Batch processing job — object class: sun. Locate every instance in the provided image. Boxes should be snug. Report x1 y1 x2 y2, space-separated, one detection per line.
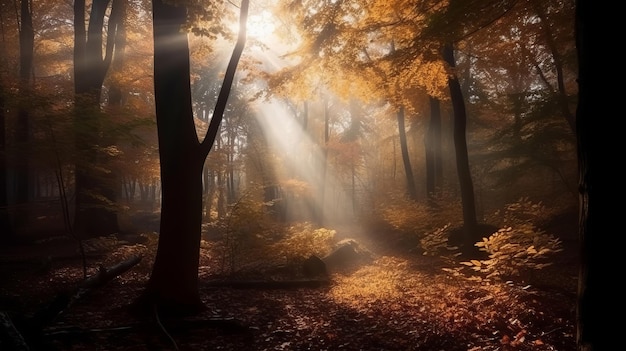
246 10 276 39
229 7 276 41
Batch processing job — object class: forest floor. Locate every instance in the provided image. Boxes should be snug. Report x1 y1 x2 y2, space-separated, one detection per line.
0 208 578 351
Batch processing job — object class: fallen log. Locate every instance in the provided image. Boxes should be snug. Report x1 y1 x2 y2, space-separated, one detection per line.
0 311 30 351
11 255 143 349
79 255 143 290
31 255 143 328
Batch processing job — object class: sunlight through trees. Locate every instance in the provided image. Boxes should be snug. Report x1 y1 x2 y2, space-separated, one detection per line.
0 0 584 349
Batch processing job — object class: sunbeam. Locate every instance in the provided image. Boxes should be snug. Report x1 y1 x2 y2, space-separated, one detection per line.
253 99 357 225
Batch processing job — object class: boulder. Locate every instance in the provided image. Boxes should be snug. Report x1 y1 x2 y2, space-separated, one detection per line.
302 255 327 278
322 239 372 270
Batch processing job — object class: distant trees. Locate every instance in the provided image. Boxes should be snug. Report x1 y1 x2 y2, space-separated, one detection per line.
0 0 162 242
397 106 418 201
265 0 576 234
14 0 34 231
72 0 127 236
0 0 577 243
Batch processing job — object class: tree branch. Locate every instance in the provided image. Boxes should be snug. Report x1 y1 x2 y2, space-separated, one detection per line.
200 0 249 158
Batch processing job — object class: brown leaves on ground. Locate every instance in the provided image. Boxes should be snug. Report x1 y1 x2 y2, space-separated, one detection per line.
0 230 576 351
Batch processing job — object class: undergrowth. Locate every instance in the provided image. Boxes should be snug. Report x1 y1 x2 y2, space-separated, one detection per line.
416 197 563 283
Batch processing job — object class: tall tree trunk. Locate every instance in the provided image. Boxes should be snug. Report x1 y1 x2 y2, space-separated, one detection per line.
136 0 204 314
14 0 34 231
397 106 417 201
73 0 121 237
134 0 248 315
443 43 478 243
107 0 126 107
227 128 236 203
0 56 10 238
425 96 442 204
575 1 598 350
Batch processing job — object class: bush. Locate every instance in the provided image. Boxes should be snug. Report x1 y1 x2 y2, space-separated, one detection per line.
217 194 271 273
376 191 462 236
461 198 563 281
419 223 452 256
270 222 336 262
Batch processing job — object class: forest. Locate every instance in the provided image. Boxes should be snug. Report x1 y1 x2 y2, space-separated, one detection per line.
0 0 593 350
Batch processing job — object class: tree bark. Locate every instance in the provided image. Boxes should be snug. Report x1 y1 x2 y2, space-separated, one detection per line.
0 59 10 239
73 0 121 237
397 106 417 201
575 1 598 350
135 0 248 316
136 0 205 314
443 43 478 243
13 0 34 232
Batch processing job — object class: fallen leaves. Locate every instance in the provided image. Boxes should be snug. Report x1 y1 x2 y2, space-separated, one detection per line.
0 231 576 351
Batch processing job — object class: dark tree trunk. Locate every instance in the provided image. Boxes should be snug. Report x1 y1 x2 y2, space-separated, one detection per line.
227 129 236 203
575 1 599 350
73 0 121 237
397 106 417 201
107 0 126 107
443 43 478 242
425 96 442 204
135 0 204 314
14 0 34 231
0 64 10 238
134 0 248 316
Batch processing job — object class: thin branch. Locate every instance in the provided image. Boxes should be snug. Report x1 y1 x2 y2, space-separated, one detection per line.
200 0 249 157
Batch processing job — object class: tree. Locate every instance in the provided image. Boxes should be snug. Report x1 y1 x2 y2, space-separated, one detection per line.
575 1 598 349
397 106 418 201
426 0 521 249
14 0 34 231
443 42 478 246
456 0 577 202
0 2 12 238
0 56 8 238
73 0 125 236
133 0 248 314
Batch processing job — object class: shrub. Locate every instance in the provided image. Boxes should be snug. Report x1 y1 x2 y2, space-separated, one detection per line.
217 194 270 273
270 222 336 262
462 198 563 281
487 197 554 228
420 223 453 256
377 191 462 236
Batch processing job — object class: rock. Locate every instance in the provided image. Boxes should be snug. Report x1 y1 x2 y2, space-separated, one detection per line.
302 255 327 278
322 239 372 270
